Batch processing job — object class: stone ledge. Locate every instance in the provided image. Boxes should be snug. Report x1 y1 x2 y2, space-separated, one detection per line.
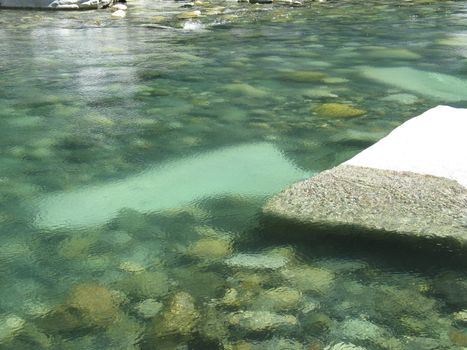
264 106 467 245
264 165 467 244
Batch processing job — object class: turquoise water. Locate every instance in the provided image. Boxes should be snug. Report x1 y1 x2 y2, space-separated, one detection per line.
1 0 467 348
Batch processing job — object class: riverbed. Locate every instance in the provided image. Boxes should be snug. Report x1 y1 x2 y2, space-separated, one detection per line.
0 0 467 349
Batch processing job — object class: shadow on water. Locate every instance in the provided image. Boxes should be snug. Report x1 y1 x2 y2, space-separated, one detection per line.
246 213 467 274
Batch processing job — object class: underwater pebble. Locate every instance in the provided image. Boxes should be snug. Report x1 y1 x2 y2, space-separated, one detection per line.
119 261 146 273
155 292 199 337
314 103 367 118
281 70 327 82
227 310 297 332
281 266 335 294
337 318 387 342
0 315 25 344
135 299 163 319
67 283 122 328
324 343 366 350
382 93 420 105
252 287 302 311
225 253 288 270
453 310 467 324
188 237 232 260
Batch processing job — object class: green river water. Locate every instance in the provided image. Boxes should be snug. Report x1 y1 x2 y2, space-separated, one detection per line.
0 0 467 349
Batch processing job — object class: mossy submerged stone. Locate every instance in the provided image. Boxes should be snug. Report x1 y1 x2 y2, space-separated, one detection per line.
314 103 367 118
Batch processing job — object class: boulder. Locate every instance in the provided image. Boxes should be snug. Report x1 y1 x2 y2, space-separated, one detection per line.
265 106 467 245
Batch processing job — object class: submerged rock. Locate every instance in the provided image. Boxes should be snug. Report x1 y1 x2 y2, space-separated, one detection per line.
225 253 288 270
155 292 199 337
135 299 163 319
252 287 302 311
0 315 25 344
281 71 327 83
227 311 297 332
281 266 335 294
117 271 170 299
265 106 467 244
35 143 306 229
324 343 366 350
188 237 232 260
67 283 121 328
314 103 366 118
359 66 467 102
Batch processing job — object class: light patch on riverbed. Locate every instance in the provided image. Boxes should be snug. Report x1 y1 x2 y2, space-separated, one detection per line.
34 143 307 229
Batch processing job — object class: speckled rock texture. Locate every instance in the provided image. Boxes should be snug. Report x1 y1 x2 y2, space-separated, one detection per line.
265 106 467 245
264 165 467 244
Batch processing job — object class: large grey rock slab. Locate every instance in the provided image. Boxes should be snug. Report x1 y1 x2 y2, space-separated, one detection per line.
265 106 467 244
0 0 113 10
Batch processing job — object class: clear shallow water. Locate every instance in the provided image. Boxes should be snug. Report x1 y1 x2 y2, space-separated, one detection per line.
1 0 467 349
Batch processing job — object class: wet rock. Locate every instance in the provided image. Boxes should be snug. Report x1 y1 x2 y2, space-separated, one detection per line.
0 315 25 344
255 337 306 349
67 283 121 328
177 10 202 19
324 343 366 350
301 312 333 335
381 93 420 105
106 314 144 350
227 311 297 332
365 47 421 60
221 288 241 307
452 310 467 324
224 83 270 98
314 103 366 118
111 10 126 19
302 87 338 98
199 303 229 342
57 234 96 259
252 287 302 311
281 71 327 83
117 271 170 299
281 266 335 294
225 253 288 270
119 261 146 273
172 267 225 300
359 66 467 102
323 77 349 84
187 237 232 260
341 318 383 340
233 271 270 290
155 292 200 337
135 299 163 319
111 3 127 11
449 328 467 346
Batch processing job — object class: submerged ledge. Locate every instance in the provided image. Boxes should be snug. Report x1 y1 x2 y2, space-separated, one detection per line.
265 105 467 246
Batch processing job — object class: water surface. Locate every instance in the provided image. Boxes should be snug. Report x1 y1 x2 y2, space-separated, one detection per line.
1 0 467 349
